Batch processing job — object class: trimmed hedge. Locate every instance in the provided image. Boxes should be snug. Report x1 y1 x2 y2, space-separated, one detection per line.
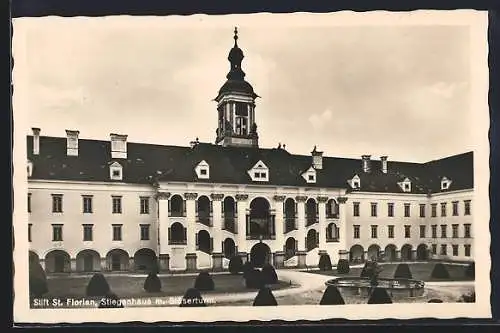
253 287 278 306
144 272 162 292
394 263 413 279
318 254 333 271
465 262 475 279
431 263 450 279
228 255 243 275
179 288 206 307
336 259 350 274
261 264 278 285
319 286 345 305
245 268 264 289
86 273 111 297
29 261 48 297
242 261 254 279
194 271 215 291
367 288 393 304
428 299 444 303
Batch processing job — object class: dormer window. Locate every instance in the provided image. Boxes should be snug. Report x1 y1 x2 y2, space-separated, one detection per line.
109 162 123 181
348 175 361 189
398 177 412 192
195 160 210 180
248 160 269 182
441 177 452 191
27 160 33 177
302 166 316 184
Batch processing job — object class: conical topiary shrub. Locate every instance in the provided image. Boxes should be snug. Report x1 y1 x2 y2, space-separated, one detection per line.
228 255 243 275
144 271 162 292
29 261 48 297
98 292 124 308
431 263 450 279
179 288 206 307
336 259 350 274
86 273 111 297
319 285 345 305
428 299 443 303
242 261 254 279
318 254 333 271
465 262 475 279
253 287 278 306
394 263 413 279
367 288 393 304
261 264 278 285
245 268 264 289
194 271 215 291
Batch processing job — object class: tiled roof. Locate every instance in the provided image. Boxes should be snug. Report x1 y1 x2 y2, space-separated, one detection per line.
26 136 473 194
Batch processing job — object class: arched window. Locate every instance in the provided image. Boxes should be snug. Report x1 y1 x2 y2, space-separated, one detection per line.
169 195 184 217
326 199 339 218
326 223 339 242
169 222 186 245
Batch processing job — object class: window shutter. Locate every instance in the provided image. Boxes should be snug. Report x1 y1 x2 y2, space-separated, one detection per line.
246 215 250 235
183 200 187 214
316 232 319 247
235 201 238 214
222 200 225 213
183 227 187 242
195 233 199 246
210 201 213 213
283 219 286 233
295 240 298 252
221 241 225 253
195 201 198 213
168 199 171 213
168 227 171 242
336 226 340 239
326 227 329 239
210 237 213 252
316 202 319 215
295 202 298 216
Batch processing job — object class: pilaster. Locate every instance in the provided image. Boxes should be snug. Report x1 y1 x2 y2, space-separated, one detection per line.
184 192 198 253
317 196 328 251
211 193 224 253
236 194 249 253
273 195 286 250
295 195 307 251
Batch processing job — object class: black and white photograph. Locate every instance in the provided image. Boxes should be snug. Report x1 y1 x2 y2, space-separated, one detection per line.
12 11 491 322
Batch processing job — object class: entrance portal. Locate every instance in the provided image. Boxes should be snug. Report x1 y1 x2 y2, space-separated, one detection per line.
250 242 271 268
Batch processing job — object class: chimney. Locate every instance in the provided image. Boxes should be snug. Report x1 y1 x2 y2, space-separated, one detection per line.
65 130 80 156
32 128 40 155
110 133 128 159
361 155 371 173
380 156 388 174
311 145 323 170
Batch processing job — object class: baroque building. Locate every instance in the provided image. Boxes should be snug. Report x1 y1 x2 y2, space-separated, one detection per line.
26 28 474 274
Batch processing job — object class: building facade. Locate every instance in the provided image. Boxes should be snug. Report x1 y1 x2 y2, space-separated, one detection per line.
26 29 474 274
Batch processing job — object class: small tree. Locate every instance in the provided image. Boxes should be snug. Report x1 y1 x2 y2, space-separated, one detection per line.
144 271 162 292
431 263 450 279
319 286 345 305
318 254 333 271
29 261 48 297
179 288 206 307
394 263 413 279
336 259 350 274
86 273 111 297
194 271 215 291
228 255 243 275
253 287 278 306
261 264 278 285
367 288 393 304
465 262 475 279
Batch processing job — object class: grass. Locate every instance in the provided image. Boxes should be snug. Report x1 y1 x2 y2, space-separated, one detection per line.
306 262 473 282
41 273 291 299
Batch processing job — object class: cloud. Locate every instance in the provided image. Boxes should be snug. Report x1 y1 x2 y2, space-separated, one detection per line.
308 109 333 130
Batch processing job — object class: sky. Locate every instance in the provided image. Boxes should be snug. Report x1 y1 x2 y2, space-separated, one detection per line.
12 14 477 162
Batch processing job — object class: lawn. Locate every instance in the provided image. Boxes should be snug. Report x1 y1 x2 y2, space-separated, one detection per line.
306 262 473 282
42 273 291 299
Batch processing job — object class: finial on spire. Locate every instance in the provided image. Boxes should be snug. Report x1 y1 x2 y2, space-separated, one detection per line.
233 27 238 45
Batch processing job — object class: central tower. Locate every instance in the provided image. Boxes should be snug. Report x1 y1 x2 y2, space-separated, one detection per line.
214 27 259 148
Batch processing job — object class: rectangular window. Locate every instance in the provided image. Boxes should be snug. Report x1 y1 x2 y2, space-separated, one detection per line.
235 116 248 135
431 203 437 217
83 195 93 213
83 224 93 241
419 225 426 238
52 194 63 213
464 200 471 215
353 202 360 217
452 224 459 238
441 202 447 217
452 201 459 216
200 169 207 175
260 172 267 178
452 244 459 256
431 224 437 238
28 223 32 242
112 224 122 241
370 202 377 217
353 225 360 239
440 224 447 238
404 203 411 217
254 172 260 178
371 225 378 238
419 204 426 218
28 193 32 213
440 244 447 255
52 224 63 241
388 225 394 238
431 244 437 255
404 225 411 238
464 224 471 238
140 197 150 214
387 203 394 217
140 224 150 241
464 244 471 257
112 196 122 214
